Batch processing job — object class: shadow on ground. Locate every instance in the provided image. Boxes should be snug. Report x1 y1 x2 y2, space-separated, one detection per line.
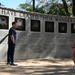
0 61 74 75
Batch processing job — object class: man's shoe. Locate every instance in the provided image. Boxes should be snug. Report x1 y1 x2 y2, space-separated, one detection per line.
7 63 10 65
10 63 17 66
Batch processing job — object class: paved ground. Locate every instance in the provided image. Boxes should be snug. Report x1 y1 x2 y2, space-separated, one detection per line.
0 58 75 75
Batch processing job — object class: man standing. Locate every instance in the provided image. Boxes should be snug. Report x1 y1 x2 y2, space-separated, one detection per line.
7 22 17 65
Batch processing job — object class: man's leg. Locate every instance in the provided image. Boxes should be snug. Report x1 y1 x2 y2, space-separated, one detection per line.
7 45 11 64
10 45 15 64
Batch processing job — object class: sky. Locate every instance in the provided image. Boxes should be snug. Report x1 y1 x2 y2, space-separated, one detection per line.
0 0 62 9
0 0 27 9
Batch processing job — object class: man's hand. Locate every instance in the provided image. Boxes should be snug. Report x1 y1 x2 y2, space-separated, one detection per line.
10 35 15 45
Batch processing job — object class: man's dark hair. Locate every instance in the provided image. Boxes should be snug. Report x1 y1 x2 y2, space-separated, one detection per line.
12 22 16 25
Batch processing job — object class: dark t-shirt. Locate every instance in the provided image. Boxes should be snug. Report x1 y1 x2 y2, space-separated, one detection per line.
8 27 16 45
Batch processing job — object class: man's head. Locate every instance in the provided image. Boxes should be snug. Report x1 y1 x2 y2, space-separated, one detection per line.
12 22 17 29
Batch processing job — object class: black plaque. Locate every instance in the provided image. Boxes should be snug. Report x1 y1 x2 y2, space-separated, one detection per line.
71 23 75 33
15 18 25 31
31 20 40 32
45 21 54 32
0 15 9 29
58 23 67 33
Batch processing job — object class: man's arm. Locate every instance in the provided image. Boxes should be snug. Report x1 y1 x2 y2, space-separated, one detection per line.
10 35 15 44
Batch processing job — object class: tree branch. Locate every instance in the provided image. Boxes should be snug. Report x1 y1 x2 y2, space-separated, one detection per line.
72 0 75 16
62 0 70 16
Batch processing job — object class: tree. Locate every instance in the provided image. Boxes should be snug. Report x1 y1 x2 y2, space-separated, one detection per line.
61 0 75 16
19 0 75 16
47 3 67 16
0 3 1 5
0 3 4 6
39 0 68 16
19 3 33 11
19 0 45 13
33 0 35 11
72 0 75 16
35 5 46 13
62 0 70 16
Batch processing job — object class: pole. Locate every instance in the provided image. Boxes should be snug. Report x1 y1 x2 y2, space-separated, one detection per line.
33 0 35 11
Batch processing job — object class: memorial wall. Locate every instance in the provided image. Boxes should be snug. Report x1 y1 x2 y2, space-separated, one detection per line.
0 6 75 61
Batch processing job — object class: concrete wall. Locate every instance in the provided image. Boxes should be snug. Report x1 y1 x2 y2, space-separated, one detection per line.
0 6 75 61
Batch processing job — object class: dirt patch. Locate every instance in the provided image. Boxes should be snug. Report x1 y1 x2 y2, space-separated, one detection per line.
0 58 74 75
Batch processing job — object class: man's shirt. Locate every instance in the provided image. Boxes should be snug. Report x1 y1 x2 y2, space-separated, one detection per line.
8 27 16 45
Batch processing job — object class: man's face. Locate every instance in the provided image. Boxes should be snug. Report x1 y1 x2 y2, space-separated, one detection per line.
13 23 17 29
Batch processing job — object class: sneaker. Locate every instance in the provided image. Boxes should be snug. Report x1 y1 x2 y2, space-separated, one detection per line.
7 63 10 65
10 63 17 66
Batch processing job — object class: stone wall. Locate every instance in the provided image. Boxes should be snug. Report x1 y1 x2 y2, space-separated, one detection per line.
0 6 75 61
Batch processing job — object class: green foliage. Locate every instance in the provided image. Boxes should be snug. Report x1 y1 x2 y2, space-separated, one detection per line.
19 0 73 16
19 3 33 11
35 6 46 13
19 1 46 13
47 3 67 16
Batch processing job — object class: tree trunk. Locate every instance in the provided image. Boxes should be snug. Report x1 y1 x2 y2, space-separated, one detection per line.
33 0 35 11
72 0 75 16
62 0 70 16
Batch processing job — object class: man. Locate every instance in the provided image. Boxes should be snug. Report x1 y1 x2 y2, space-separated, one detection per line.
7 22 17 65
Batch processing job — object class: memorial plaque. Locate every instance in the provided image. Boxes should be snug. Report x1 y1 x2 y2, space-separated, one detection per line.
31 20 40 32
15 18 25 31
71 23 75 33
0 15 9 29
58 23 67 33
45 21 54 32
